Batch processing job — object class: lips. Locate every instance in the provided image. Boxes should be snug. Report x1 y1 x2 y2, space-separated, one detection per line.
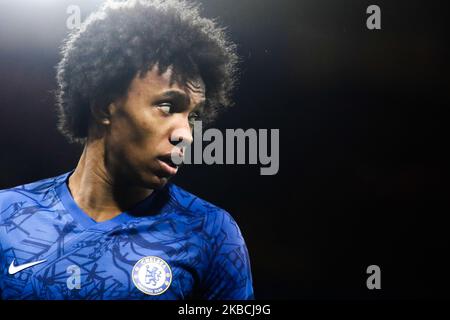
157 154 179 176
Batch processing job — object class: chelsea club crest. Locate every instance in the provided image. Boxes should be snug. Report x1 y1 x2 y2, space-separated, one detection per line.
132 256 172 295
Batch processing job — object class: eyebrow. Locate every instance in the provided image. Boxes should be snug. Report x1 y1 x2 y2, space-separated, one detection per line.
193 100 206 113
159 90 191 107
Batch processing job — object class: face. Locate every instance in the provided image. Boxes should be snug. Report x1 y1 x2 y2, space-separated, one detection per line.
102 65 205 189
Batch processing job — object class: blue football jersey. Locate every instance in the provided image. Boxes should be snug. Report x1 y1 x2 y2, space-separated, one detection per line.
0 171 254 300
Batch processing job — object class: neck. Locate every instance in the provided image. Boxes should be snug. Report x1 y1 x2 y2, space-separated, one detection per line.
68 138 153 222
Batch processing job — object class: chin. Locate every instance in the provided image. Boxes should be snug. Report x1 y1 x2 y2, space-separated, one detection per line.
143 174 171 190
133 164 175 190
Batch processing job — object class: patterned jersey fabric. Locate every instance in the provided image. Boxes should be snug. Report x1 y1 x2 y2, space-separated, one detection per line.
0 172 254 300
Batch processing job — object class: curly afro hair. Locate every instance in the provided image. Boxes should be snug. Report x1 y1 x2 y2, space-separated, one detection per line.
55 0 239 144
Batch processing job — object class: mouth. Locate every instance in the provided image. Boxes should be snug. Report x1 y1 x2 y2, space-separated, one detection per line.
157 154 179 176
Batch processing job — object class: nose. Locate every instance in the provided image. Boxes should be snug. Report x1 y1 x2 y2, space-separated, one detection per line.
170 123 193 148
169 125 192 166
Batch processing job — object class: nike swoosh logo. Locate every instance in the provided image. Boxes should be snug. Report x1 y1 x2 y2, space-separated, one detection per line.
8 259 47 275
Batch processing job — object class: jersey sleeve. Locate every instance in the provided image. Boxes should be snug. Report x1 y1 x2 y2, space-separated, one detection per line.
201 210 254 300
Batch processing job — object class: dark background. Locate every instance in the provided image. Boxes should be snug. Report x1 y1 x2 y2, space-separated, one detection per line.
0 0 448 299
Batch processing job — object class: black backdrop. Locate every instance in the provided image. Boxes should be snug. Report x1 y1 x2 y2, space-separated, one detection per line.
0 0 448 299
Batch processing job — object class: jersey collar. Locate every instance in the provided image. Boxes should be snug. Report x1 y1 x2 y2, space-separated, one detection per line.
54 171 159 230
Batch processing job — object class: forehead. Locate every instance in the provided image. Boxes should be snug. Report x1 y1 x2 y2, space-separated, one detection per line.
132 65 206 101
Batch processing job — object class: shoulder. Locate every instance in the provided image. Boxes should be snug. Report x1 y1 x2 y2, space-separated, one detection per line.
166 184 254 299
0 172 68 220
165 183 243 240
0 173 66 200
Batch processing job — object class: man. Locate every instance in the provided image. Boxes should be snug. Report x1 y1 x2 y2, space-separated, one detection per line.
0 0 254 300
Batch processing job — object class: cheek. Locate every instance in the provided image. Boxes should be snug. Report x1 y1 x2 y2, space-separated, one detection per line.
109 109 166 157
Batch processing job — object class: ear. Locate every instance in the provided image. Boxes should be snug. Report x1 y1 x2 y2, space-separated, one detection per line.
90 99 114 126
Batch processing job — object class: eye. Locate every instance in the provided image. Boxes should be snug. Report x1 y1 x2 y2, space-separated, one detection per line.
156 102 173 115
188 112 200 125
189 112 199 121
